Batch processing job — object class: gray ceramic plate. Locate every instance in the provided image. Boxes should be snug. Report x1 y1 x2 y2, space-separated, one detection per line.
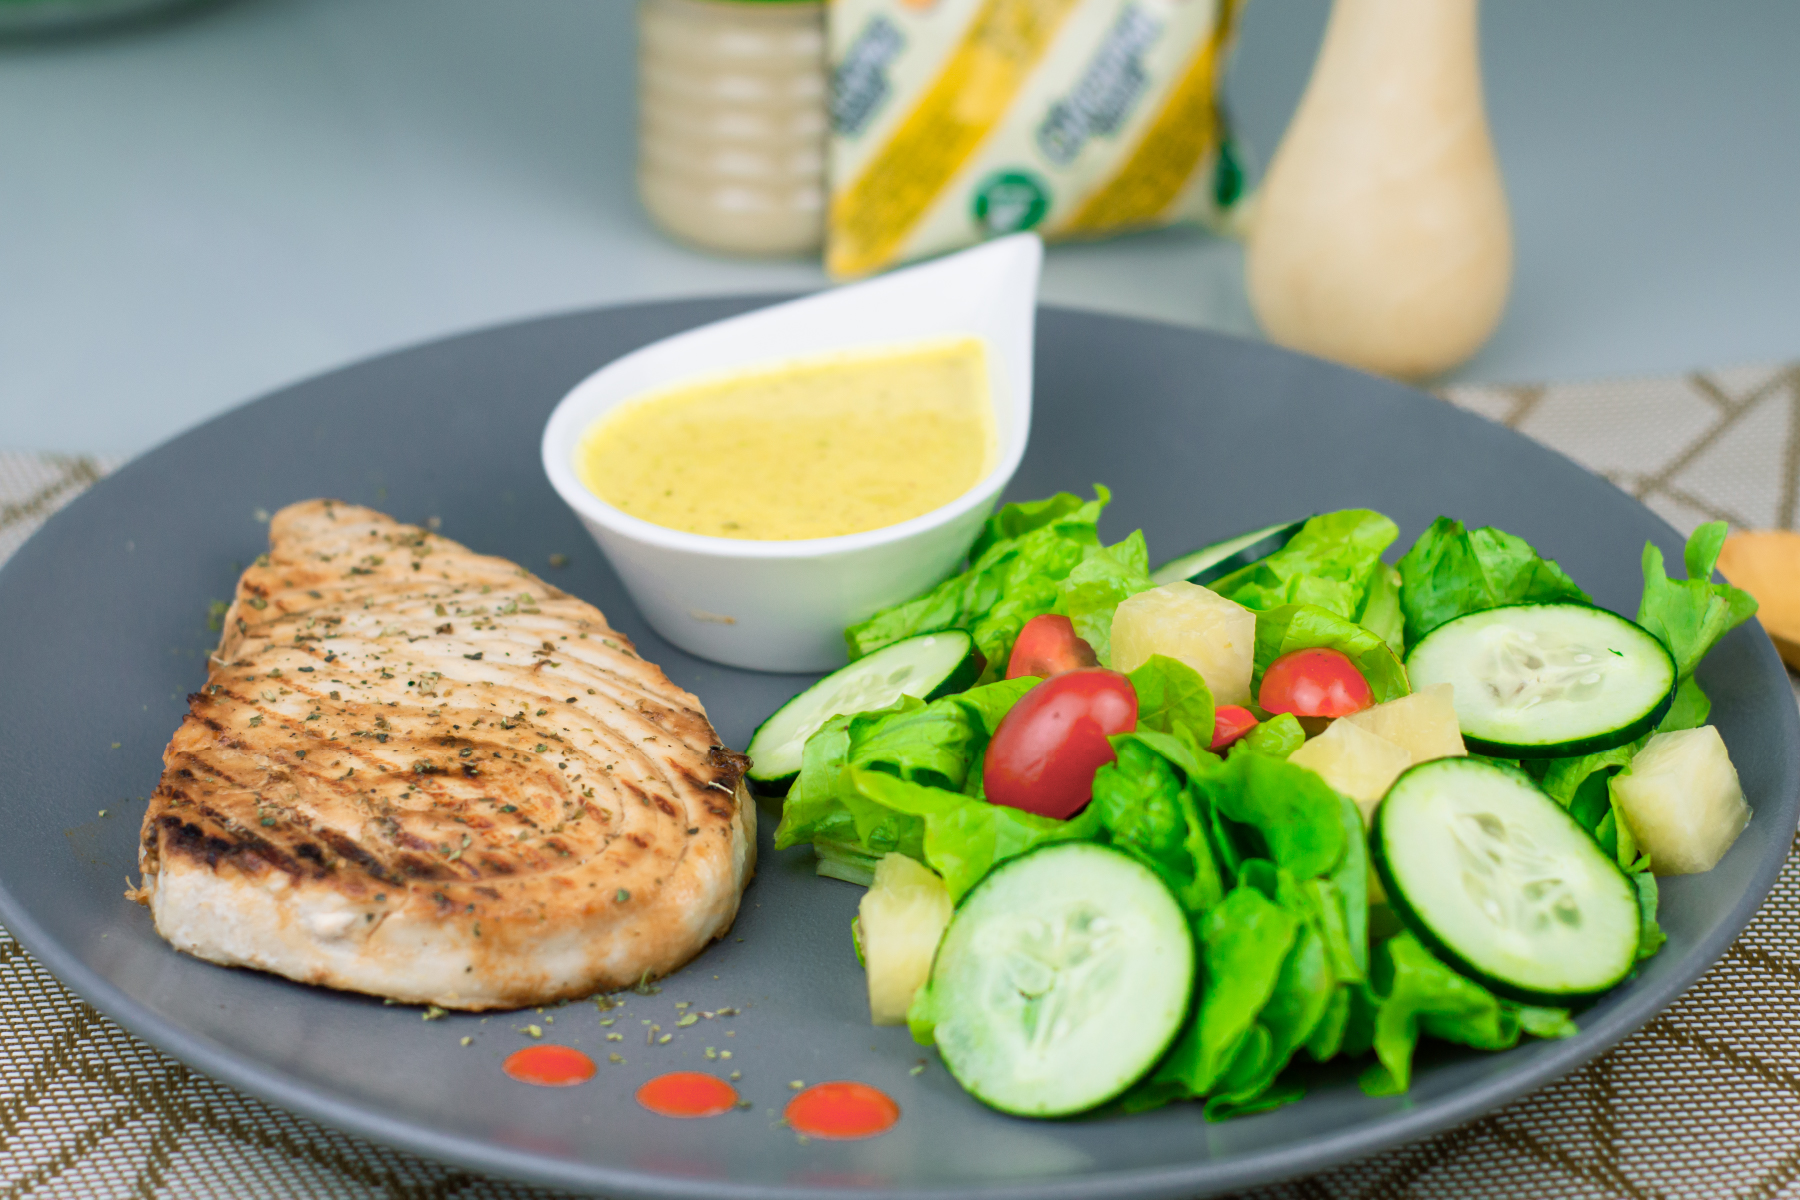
0 301 1793 1199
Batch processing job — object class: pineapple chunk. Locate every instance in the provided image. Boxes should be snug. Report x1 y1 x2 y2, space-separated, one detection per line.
1612 726 1750 875
1111 581 1256 704
1342 683 1466 764
1289 717 1414 824
858 853 953 1025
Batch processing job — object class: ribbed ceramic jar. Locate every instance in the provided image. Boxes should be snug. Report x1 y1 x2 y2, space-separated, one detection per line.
638 0 826 257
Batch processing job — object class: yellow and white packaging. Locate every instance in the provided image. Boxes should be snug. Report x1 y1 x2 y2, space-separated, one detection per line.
826 0 1246 277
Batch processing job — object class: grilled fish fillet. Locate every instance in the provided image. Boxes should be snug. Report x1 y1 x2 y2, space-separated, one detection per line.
136 500 755 1010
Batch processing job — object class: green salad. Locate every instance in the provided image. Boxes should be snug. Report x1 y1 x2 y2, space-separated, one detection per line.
750 489 1758 1120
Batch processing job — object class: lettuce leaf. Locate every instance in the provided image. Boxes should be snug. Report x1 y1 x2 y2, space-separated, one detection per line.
1534 731 1663 878
1128 654 1215 765
1193 749 1347 881
1232 712 1305 760
1090 735 1225 916
1128 885 1300 1109
1251 604 1411 704
844 489 1110 674
1632 872 1667 959
847 767 1101 901
1131 862 1363 1117
777 714 875 878
1396 516 1590 645
1175 776 1228 918
1539 740 1641 828
967 489 1090 562
1358 933 1576 1096
1637 521 1757 681
1324 795 1370 982
1119 727 1215 781
1090 738 1186 865
1660 676 1711 733
1513 754 1668 955
1055 529 1156 666
773 677 1038 863
845 698 985 794
1122 758 1364 1116
1210 510 1399 621
1203 870 1344 1119
1356 562 1406 656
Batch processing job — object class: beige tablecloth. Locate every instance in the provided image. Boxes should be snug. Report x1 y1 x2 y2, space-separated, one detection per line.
2 362 1797 1199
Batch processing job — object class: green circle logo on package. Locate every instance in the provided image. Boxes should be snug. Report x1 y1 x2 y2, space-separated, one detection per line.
972 171 1051 236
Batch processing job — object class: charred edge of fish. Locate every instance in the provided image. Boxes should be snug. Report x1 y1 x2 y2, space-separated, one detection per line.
315 828 404 886
394 853 451 880
393 828 440 855
196 803 303 866
159 815 301 877
706 745 751 792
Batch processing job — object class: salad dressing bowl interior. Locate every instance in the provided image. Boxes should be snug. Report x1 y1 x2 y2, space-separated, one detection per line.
541 234 1043 672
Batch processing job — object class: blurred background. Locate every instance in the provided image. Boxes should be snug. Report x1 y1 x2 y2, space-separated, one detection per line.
2 0 1797 457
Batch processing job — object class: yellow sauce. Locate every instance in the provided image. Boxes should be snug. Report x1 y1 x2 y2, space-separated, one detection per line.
577 337 996 540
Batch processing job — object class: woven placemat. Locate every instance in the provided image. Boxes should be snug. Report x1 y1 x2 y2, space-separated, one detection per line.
2 362 1798 1199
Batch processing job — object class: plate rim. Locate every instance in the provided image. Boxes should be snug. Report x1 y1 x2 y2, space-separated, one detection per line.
0 296 1793 1199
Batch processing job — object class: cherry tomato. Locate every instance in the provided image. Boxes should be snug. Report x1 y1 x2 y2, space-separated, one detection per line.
1210 705 1259 751
983 668 1137 819
1005 614 1099 680
1258 648 1373 718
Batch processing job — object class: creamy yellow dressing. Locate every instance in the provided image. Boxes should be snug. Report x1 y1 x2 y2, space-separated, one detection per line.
577 337 996 540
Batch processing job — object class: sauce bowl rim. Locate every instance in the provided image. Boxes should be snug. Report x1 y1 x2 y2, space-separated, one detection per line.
539 237 1039 562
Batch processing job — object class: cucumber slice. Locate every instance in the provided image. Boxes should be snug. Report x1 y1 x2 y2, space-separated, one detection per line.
1372 757 1640 1003
922 842 1194 1117
745 630 979 794
1404 603 1675 758
1150 518 1307 587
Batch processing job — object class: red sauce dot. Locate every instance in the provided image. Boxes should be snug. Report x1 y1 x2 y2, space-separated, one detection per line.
637 1071 738 1118
784 1081 900 1141
503 1045 596 1087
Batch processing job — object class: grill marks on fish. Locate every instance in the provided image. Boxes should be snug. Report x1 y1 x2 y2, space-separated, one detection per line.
138 500 755 1008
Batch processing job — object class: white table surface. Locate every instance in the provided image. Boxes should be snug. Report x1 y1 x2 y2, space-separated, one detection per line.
2 0 1797 458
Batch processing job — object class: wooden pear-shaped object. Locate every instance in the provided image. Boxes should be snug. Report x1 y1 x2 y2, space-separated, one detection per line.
1246 0 1512 380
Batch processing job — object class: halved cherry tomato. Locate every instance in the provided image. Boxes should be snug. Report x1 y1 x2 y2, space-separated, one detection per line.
1210 705 1259 751
1006 614 1099 680
1258 648 1373 718
983 668 1137 820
